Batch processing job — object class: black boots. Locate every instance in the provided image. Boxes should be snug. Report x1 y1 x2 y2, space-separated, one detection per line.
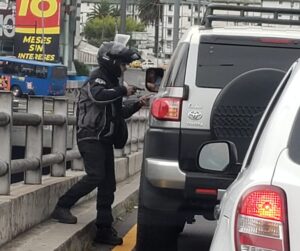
51 206 77 224
51 207 122 245
94 227 123 246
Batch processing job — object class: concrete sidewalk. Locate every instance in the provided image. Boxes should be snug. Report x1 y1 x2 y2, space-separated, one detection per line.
0 173 140 251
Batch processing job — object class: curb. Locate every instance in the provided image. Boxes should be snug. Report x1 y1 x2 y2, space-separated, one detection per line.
57 189 139 251
1 173 140 251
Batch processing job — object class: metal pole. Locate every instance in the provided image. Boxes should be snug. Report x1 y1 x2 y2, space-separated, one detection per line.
198 0 201 24
161 4 164 60
157 3 160 65
41 0 45 62
173 0 180 51
64 0 70 66
75 0 82 41
34 21 37 60
191 3 194 25
120 0 127 34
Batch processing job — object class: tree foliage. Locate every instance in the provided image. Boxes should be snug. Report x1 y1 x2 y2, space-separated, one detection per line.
87 0 113 20
138 0 162 25
74 60 89 76
84 16 145 48
138 0 162 56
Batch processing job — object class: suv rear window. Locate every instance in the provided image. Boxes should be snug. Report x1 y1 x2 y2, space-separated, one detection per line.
162 42 189 87
196 37 300 88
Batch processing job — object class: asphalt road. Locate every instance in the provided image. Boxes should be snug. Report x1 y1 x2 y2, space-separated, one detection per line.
90 207 217 251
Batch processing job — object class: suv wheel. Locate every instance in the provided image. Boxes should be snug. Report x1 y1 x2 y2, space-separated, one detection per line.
136 166 186 251
136 206 185 251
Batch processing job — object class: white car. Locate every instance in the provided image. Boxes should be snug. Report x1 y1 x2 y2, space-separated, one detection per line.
203 59 300 251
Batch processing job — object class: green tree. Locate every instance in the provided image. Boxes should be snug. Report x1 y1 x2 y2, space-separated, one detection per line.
87 0 113 20
74 60 89 76
84 16 145 48
110 6 120 18
138 0 163 57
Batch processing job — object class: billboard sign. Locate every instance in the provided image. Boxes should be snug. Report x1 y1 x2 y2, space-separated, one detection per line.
0 9 15 38
14 0 61 62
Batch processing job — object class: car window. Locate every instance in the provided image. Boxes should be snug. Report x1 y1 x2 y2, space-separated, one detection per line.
162 42 189 87
196 43 300 88
52 66 67 79
288 107 300 164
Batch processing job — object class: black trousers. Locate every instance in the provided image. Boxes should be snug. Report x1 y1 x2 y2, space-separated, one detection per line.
57 140 116 228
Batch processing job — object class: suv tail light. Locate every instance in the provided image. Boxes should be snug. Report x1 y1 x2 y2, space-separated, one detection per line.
151 97 182 121
235 186 289 251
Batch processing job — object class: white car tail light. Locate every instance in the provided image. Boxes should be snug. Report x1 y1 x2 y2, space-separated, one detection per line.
235 186 289 251
151 97 182 121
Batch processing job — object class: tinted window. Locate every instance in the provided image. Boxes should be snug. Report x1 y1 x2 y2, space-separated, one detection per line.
288 107 300 164
36 66 48 79
3 62 16 74
162 42 189 87
21 64 35 77
196 43 300 88
52 66 67 79
2 62 36 77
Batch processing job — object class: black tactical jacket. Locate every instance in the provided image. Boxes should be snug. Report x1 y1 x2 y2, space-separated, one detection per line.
76 65 142 144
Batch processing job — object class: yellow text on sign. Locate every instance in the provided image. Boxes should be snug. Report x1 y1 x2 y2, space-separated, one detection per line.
18 0 58 18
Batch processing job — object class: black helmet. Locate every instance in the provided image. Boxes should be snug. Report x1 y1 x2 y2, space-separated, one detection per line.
97 41 141 78
97 41 141 65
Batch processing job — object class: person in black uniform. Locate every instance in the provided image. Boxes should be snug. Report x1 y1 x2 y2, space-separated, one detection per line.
51 40 148 245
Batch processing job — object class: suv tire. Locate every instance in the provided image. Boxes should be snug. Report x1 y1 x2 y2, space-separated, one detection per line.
136 168 185 251
136 206 182 251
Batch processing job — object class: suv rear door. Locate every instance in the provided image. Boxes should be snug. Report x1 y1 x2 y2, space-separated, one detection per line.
178 34 300 193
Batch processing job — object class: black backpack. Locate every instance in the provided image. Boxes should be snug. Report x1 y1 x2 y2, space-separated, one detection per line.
113 117 128 149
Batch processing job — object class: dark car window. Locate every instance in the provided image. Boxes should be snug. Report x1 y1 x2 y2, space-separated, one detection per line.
52 66 67 79
196 43 300 88
288 105 300 164
162 42 189 87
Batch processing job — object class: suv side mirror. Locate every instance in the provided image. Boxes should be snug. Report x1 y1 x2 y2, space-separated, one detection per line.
145 68 164 93
197 141 241 175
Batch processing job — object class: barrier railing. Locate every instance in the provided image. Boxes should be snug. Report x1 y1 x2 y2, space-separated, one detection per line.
0 91 149 195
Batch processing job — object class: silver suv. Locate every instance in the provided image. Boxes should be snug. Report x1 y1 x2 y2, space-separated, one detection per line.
136 4 300 251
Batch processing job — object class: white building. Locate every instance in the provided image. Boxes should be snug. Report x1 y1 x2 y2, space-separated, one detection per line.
80 1 203 59
80 0 300 60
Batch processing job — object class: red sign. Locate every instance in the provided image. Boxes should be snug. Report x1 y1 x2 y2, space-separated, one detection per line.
15 0 61 35
14 0 61 62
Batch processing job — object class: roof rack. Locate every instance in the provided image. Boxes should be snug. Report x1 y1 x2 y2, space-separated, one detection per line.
202 4 300 28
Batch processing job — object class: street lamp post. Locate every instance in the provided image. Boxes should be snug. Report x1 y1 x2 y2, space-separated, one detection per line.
41 0 45 62
64 0 70 66
173 0 180 51
120 0 127 34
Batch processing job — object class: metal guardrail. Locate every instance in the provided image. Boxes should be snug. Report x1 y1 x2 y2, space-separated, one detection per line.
0 91 149 195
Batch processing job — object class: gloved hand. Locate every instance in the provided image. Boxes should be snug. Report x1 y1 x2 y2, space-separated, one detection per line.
125 85 137 96
138 94 152 106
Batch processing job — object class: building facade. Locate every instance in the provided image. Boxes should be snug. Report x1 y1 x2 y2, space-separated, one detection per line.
80 0 300 60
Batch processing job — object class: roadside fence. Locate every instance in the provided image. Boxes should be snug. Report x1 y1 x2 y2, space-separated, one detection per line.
0 91 149 195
